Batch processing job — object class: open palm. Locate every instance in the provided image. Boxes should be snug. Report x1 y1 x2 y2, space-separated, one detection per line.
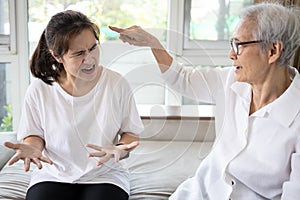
4 142 53 172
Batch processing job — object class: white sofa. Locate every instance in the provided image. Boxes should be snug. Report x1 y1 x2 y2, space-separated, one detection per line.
0 106 215 200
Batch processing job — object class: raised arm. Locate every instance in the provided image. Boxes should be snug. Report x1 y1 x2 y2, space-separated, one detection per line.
109 25 173 73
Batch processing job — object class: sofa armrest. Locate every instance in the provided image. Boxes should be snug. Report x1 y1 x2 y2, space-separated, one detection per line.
0 132 17 170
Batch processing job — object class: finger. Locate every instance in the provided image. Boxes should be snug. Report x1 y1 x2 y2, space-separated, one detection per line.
3 141 19 150
117 141 139 150
129 25 140 30
119 35 139 45
32 158 42 169
8 155 20 166
39 156 53 165
108 26 125 33
114 152 120 163
126 141 139 149
97 154 112 166
88 151 106 158
119 35 133 43
24 157 31 172
86 144 102 151
119 35 149 47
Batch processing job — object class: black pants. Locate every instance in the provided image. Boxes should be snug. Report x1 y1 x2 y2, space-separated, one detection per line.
26 182 129 200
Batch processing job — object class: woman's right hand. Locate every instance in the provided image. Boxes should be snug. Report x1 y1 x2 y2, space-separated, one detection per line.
3 142 53 172
109 25 173 72
109 25 162 49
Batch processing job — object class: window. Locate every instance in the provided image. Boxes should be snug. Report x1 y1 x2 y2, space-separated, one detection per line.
0 1 23 132
26 0 253 109
0 63 13 132
185 0 253 42
0 0 16 53
167 0 253 105
0 1 29 132
28 0 168 105
169 0 253 68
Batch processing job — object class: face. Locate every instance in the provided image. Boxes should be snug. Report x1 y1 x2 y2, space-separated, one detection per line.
57 29 100 84
229 20 270 84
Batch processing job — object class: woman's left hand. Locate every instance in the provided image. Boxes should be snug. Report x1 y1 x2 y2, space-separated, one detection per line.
86 141 139 165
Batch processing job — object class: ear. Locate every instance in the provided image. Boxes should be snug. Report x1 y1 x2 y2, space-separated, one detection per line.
268 42 283 65
49 49 63 63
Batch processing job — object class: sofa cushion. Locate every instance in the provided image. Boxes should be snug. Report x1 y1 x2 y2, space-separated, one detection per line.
123 140 213 199
0 132 17 170
0 160 32 199
0 140 213 200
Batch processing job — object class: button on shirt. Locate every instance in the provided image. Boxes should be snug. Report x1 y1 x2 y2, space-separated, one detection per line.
163 61 300 200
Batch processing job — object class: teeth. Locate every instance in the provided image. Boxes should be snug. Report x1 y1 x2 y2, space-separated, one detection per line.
83 65 94 71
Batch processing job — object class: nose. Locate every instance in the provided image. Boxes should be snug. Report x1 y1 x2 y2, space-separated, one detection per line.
229 48 237 60
82 51 93 64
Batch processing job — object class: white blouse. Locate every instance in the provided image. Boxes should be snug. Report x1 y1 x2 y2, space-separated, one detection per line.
17 67 144 194
163 61 300 200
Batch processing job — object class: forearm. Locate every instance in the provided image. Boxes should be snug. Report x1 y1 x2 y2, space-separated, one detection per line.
23 135 45 151
109 25 173 73
151 45 173 73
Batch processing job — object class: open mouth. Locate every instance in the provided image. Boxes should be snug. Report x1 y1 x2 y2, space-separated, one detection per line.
82 65 95 72
235 66 242 70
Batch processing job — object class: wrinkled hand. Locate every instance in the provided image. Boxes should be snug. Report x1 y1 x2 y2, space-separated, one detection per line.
86 141 139 166
109 25 161 49
3 142 53 172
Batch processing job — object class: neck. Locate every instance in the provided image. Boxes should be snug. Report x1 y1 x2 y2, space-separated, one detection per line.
58 67 102 97
250 66 291 115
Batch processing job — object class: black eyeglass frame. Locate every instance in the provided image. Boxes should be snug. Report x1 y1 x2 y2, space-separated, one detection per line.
230 39 263 55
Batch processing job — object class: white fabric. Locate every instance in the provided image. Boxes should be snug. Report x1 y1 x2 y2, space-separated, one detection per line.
0 140 214 200
162 61 300 200
124 141 213 199
0 160 30 199
17 67 144 194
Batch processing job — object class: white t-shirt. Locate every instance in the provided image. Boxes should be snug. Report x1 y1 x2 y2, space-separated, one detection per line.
163 61 300 200
17 67 144 194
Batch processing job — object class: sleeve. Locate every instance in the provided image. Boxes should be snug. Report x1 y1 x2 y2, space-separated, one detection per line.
17 85 44 141
119 77 144 135
161 60 229 104
281 136 300 199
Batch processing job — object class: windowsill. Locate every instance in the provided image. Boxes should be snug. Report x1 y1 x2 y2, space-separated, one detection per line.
137 105 215 120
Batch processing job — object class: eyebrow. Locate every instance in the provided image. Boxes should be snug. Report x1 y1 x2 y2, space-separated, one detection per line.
231 37 241 42
88 43 98 51
70 43 98 56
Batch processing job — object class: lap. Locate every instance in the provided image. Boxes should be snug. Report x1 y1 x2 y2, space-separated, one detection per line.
26 181 128 200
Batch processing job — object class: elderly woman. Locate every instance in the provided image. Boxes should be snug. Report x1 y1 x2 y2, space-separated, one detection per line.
110 2 300 200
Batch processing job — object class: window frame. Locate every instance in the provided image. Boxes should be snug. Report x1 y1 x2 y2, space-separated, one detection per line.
12 0 239 125
168 0 233 67
0 0 17 54
0 0 30 131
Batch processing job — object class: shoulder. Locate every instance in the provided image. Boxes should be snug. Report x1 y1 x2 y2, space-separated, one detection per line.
102 67 130 87
103 67 123 80
24 78 55 101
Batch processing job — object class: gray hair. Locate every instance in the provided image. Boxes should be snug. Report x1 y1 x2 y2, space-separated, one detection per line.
240 3 300 67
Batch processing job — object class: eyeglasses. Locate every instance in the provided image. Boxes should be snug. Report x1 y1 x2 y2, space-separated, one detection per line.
230 39 263 55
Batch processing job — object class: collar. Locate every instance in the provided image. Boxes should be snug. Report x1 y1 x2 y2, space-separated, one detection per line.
230 81 252 103
265 68 300 128
231 67 300 128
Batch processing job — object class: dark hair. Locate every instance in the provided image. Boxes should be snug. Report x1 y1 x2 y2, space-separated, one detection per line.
30 10 100 85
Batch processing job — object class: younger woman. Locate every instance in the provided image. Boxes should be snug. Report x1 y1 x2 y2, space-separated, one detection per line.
5 10 144 200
